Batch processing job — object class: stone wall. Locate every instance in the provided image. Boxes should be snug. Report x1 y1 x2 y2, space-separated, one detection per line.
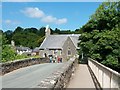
62 37 77 62
0 57 49 75
88 58 120 89
34 56 79 89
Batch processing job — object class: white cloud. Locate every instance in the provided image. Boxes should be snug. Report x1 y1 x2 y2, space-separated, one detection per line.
21 7 44 18
42 16 67 24
56 18 67 24
4 19 20 25
22 7 67 25
41 16 57 23
4 20 11 24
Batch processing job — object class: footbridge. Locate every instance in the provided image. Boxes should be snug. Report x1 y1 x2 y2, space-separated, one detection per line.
1 56 120 89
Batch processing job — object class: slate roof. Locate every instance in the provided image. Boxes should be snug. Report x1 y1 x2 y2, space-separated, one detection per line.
70 35 80 49
16 46 31 51
39 34 80 50
32 47 39 52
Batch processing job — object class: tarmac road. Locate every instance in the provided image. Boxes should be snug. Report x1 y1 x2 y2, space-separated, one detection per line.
2 63 63 88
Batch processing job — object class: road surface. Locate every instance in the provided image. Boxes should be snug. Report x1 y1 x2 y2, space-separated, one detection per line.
2 63 63 88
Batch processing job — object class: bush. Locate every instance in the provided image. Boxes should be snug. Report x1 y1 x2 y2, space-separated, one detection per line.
2 45 16 62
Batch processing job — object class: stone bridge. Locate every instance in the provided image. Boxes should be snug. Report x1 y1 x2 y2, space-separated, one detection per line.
0 56 120 90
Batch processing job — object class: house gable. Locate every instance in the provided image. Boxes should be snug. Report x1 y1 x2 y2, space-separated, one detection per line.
62 36 77 60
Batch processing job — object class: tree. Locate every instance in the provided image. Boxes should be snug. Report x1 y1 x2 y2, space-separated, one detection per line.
24 28 38 34
37 36 45 46
4 30 13 44
54 28 60 34
2 45 16 62
12 32 39 49
2 34 8 45
2 34 16 62
38 27 45 36
13 26 24 34
78 2 120 72
0 31 2 62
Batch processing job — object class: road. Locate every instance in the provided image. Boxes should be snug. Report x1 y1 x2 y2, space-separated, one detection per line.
2 63 63 88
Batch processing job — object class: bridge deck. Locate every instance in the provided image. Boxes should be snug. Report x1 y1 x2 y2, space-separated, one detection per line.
68 64 96 88
2 63 63 88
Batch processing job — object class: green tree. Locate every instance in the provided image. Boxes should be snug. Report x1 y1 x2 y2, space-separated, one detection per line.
2 34 8 45
13 26 24 34
78 2 120 72
38 27 45 36
12 32 39 49
4 30 13 44
2 45 16 62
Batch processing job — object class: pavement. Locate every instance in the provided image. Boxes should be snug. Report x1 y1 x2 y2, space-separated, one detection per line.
67 64 96 88
2 63 63 88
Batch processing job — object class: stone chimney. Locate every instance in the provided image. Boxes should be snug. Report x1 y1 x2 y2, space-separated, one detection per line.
45 25 51 37
11 40 15 47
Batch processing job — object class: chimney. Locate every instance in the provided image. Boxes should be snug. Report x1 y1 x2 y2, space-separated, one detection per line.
45 25 51 37
11 40 15 47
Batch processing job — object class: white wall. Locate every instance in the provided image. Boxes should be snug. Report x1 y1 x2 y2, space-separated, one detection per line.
88 59 120 89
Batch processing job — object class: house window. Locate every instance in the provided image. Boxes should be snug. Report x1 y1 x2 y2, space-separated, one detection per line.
60 50 62 55
58 50 62 55
68 48 71 56
54 50 57 54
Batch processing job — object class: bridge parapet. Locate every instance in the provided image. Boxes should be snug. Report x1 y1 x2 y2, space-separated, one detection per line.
34 56 78 89
88 58 120 89
0 57 49 75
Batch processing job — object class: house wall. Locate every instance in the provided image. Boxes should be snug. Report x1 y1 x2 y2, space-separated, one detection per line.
39 37 77 62
62 37 77 62
39 49 62 60
16 49 32 55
